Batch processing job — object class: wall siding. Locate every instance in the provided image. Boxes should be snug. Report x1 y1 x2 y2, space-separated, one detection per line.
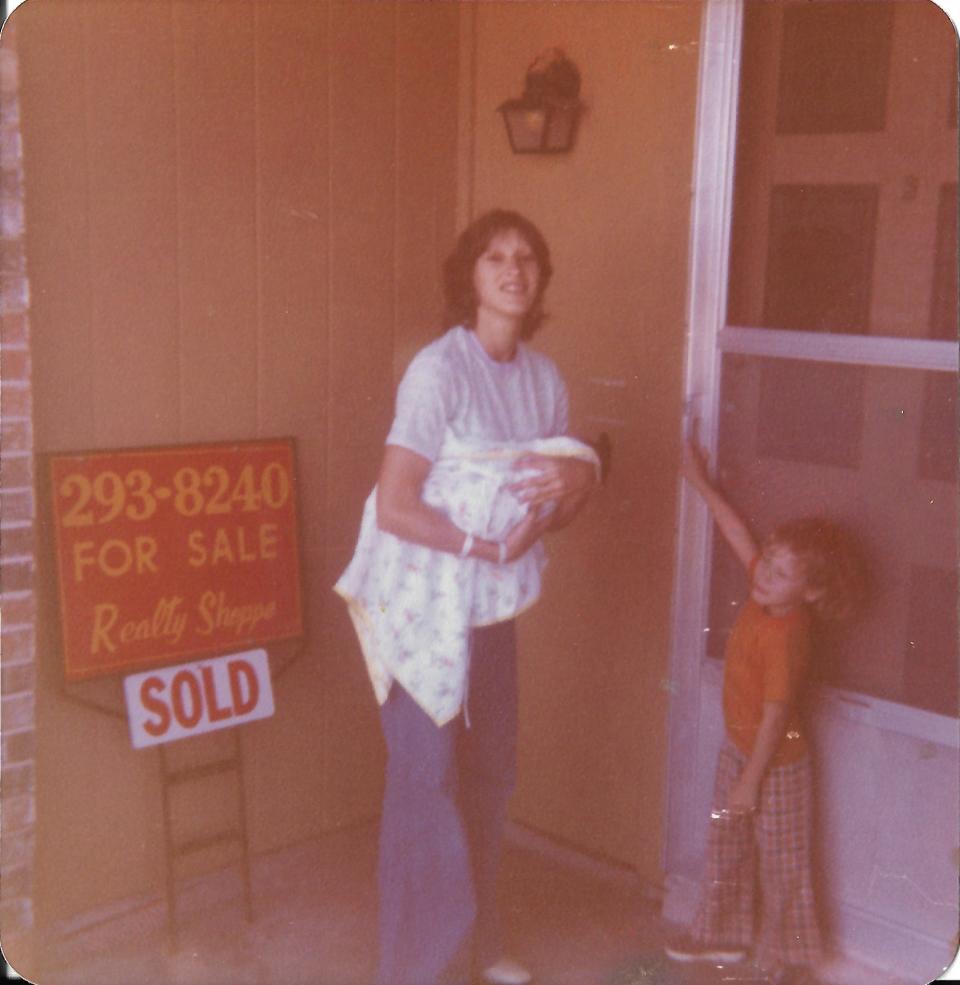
13 0 458 941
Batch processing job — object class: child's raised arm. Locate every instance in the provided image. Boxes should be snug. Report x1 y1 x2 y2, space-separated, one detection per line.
681 441 757 570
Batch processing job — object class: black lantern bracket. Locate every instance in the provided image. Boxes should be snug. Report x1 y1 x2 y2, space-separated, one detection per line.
498 48 584 154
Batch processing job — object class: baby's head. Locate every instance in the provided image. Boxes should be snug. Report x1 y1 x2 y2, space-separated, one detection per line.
754 517 866 621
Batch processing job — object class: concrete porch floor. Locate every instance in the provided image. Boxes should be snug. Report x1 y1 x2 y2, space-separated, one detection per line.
21 822 908 985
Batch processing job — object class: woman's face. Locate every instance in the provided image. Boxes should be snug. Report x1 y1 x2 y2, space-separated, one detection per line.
472 228 540 326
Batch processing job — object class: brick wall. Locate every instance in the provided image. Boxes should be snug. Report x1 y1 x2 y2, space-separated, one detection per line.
0 19 37 957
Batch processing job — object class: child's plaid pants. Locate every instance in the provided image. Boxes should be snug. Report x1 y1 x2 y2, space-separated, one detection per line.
691 739 822 970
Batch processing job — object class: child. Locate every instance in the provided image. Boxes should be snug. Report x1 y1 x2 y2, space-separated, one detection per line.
666 441 865 985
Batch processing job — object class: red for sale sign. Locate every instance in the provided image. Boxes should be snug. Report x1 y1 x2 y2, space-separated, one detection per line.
49 439 303 680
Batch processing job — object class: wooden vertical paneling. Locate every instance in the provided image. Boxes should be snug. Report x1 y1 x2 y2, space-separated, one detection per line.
254 2 329 437
27 1 183 924
245 1 332 852
18 0 95 450
394 2 460 374
174 0 258 440
325 0 398 827
18 1 150 928
16 0 461 925
84 2 180 446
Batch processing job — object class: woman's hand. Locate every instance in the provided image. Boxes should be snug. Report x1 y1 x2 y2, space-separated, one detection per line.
509 454 596 509
500 507 552 562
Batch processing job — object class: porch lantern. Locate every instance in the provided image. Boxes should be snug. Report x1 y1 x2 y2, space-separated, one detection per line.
498 49 583 154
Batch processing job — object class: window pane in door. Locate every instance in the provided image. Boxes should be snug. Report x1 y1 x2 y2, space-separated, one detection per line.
918 371 957 483
761 184 878 334
930 183 959 341
728 0 958 340
706 354 958 717
776 1 894 135
755 355 866 467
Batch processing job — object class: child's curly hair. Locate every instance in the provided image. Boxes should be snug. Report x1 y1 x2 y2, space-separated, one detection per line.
768 517 868 622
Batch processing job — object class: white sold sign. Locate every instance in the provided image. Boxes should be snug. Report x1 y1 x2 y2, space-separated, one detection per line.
123 649 274 748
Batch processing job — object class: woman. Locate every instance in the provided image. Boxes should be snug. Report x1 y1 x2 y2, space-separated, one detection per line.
336 209 596 985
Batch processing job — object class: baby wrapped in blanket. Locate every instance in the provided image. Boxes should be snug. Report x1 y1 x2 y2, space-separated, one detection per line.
335 434 599 725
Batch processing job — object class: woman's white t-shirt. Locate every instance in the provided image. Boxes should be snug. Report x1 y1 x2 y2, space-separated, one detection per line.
386 325 569 457
335 326 584 726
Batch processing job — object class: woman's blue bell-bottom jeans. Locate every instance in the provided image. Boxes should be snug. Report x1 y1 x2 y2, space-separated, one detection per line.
376 620 518 985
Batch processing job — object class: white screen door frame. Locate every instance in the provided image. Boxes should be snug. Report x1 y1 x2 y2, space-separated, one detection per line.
662 0 959 973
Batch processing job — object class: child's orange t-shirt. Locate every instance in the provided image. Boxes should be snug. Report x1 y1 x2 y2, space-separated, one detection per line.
722 590 812 767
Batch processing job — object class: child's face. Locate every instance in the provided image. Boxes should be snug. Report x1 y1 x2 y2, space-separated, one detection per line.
751 541 818 616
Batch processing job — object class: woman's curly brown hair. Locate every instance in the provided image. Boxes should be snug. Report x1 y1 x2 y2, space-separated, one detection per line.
768 517 868 622
441 209 553 340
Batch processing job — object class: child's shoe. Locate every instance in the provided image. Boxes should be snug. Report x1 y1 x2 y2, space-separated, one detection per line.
663 933 747 964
